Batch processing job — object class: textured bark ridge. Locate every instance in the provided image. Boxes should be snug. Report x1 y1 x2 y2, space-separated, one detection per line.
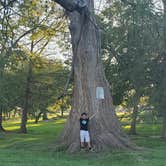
56 0 136 152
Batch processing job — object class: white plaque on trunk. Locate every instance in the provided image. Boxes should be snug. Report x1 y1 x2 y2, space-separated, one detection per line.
96 87 104 99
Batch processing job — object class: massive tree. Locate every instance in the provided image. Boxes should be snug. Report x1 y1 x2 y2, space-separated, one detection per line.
53 0 136 152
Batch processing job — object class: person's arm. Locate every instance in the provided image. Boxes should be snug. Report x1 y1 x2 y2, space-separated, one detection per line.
89 112 98 120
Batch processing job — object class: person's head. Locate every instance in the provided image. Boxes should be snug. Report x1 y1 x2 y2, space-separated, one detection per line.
81 112 88 119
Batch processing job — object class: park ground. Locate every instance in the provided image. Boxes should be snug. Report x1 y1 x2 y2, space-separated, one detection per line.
0 117 166 166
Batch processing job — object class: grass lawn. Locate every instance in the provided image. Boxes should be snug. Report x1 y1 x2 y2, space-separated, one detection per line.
0 118 166 166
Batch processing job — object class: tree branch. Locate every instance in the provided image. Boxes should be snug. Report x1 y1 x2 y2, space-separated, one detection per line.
13 26 44 47
52 0 87 13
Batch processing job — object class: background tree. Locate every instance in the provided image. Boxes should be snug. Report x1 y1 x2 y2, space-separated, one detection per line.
16 0 67 133
150 0 166 138
100 0 161 135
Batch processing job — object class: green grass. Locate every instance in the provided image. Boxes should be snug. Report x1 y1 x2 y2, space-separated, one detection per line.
0 118 166 166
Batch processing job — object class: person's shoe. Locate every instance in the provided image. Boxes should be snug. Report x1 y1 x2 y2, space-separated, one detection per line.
89 147 95 152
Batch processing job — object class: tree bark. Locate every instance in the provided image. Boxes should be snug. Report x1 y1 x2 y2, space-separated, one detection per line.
42 112 48 121
53 0 87 13
54 0 136 152
129 103 139 135
60 98 65 117
0 106 5 132
20 42 33 133
34 112 42 123
20 63 32 133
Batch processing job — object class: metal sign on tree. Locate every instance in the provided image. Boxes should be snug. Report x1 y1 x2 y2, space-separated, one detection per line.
96 87 104 100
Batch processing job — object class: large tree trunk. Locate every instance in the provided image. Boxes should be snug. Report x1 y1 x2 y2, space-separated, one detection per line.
20 63 32 133
54 0 136 152
20 42 33 133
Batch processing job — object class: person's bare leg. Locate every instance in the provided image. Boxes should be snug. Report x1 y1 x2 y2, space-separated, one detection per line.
81 142 84 148
87 142 91 148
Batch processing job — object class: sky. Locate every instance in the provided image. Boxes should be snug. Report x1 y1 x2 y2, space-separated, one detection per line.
94 0 106 13
153 0 164 12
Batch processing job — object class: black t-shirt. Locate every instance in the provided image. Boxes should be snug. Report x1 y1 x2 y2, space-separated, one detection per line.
80 118 89 131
